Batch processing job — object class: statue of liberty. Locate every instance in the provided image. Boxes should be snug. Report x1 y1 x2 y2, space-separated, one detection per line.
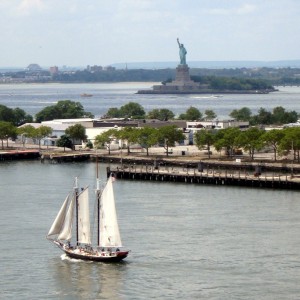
177 38 187 65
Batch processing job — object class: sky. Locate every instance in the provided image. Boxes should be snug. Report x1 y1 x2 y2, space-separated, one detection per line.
1 0 300 68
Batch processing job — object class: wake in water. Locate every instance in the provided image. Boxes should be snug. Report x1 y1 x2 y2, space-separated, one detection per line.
60 253 94 263
61 254 80 262
190 95 223 99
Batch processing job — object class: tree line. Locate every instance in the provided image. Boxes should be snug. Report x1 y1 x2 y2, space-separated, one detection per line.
0 100 299 161
1 100 298 125
94 125 300 162
194 126 300 162
94 125 185 157
0 101 93 126
11 69 273 89
1 112 300 162
104 102 298 125
4 67 300 85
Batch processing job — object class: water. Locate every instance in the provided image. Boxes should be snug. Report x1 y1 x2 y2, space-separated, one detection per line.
1 83 300 299
0 161 300 299
0 83 299 119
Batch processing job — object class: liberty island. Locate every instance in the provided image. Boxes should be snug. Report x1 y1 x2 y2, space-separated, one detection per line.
137 39 276 94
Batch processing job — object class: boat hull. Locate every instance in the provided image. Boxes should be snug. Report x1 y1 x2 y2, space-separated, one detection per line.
53 241 129 262
64 249 129 262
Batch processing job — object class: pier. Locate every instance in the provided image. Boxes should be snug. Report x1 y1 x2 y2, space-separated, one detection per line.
0 149 40 161
107 164 300 190
41 153 90 163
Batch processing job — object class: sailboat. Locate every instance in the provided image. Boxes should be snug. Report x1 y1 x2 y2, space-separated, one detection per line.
47 174 129 262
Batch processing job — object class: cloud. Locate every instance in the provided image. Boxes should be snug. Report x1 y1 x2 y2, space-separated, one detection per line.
17 0 47 16
206 4 256 15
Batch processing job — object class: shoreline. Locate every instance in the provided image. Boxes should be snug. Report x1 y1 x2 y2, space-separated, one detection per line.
1 146 299 171
2 147 300 190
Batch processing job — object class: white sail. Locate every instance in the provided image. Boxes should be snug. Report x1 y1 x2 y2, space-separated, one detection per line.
47 194 70 238
100 177 122 247
58 196 75 241
78 187 91 244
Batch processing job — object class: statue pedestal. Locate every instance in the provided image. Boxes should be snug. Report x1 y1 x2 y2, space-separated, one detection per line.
167 64 198 87
137 64 210 94
174 65 193 83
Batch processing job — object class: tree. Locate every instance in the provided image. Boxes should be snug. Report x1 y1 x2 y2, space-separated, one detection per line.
213 127 241 157
17 125 36 148
34 126 53 149
157 125 185 157
261 129 285 161
250 108 272 125
271 106 298 124
35 100 94 122
56 135 73 152
0 105 15 123
0 121 17 149
194 129 215 159
104 102 145 119
229 107 252 121
279 127 300 162
94 129 119 154
204 109 217 120
147 108 174 121
147 109 160 119
85 140 93 149
135 126 158 156
65 124 87 149
105 107 121 118
12 107 33 126
116 127 139 154
119 102 145 119
179 106 202 120
235 127 263 160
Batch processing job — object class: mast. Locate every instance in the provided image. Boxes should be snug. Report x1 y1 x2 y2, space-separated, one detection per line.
97 177 101 247
74 177 79 246
96 155 101 247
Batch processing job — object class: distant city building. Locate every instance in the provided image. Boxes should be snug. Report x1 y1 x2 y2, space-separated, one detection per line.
26 64 42 71
49 66 59 74
85 65 115 72
86 65 103 72
103 66 115 71
187 120 249 131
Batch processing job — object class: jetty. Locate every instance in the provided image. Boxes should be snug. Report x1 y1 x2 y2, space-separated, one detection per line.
40 152 90 163
0 149 40 161
107 164 300 190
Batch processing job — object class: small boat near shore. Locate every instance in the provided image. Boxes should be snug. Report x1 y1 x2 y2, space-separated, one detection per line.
80 93 93 97
47 173 129 262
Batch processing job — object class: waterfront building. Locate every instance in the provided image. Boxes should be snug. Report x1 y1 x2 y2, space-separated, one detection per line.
187 120 249 131
17 118 250 149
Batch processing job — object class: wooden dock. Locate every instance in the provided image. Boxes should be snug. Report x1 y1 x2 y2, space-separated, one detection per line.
0 149 40 161
107 165 300 190
41 153 91 163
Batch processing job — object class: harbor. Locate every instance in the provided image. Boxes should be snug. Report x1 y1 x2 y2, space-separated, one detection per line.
1 80 300 299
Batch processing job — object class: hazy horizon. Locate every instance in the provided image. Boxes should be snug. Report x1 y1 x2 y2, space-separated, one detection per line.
2 59 300 71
